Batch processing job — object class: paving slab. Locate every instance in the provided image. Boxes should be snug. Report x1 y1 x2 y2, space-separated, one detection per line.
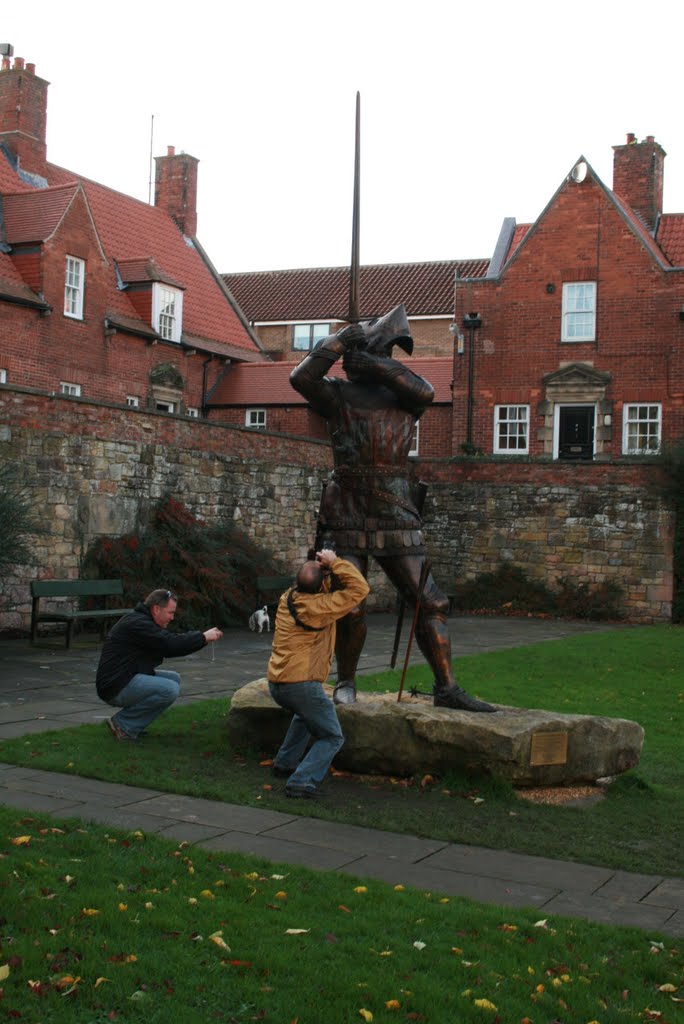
336 854 559 907
0 789 84 814
156 822 235 844
540 890 676 931
264 817 449 862
595 871 667 902
200 829 368 870
50 803 178 832
126 793 295 833
421 844 614 891
641 878 684 909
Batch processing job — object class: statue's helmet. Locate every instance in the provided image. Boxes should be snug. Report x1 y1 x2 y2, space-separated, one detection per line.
359 304 413 356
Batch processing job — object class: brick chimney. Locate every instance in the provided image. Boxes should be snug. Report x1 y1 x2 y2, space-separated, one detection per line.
612 133 665 232
0 55 49 179
154 145 199 237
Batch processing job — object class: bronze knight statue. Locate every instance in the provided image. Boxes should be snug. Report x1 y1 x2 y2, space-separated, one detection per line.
290 303 495 713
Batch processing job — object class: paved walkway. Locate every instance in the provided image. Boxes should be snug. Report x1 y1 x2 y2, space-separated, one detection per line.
0 614 681 935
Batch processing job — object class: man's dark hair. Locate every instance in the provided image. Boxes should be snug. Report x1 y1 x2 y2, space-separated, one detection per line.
296 561 323 594
144 588 177 609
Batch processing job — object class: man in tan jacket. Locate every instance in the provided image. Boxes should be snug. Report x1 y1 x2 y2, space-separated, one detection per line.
268 548 370 799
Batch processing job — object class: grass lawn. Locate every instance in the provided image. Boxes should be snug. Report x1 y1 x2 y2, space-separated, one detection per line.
1 626 681 877
0 805 681 1023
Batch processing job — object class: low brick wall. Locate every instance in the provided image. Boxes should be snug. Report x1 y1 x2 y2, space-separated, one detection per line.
0 386 674 629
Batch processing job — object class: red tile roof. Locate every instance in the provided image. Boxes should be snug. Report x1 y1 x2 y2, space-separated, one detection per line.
657 214 684 267
223 260 489 323
44 164 259 353
0 144 261 358
210 355 454 407
3 184 81 243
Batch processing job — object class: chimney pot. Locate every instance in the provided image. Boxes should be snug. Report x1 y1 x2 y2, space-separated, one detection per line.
26 62 35 74
1 56 9 71
646 135 655 144
167 145 175 157
13 57 24 70
626 132 635 144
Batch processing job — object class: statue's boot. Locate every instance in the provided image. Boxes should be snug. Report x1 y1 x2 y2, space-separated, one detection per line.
415 609 497 713
333 605 367 706
433 682 497 712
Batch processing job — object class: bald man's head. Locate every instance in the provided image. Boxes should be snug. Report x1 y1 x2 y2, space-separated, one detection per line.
296 560 324 593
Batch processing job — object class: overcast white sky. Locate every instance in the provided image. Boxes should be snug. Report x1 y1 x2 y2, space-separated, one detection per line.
5 1 684 273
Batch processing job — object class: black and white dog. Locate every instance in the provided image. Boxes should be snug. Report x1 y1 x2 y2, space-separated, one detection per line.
248 605 270 633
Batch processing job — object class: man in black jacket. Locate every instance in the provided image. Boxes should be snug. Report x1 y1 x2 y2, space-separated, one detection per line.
96 588 222 740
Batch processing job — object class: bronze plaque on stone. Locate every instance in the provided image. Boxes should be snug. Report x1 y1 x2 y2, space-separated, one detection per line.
530 731 568 766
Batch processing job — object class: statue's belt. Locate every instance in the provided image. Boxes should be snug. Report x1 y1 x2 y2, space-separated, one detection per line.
329 469 419 520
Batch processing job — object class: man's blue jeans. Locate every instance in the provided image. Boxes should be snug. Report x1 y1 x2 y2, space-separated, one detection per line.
107 669 181 739
268 680 344 792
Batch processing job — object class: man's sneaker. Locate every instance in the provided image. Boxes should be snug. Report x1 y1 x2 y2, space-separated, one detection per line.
107 718 134 741
285 784 322 800
272 764 293 779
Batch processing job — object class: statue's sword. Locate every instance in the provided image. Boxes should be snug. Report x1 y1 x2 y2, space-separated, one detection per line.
348 91 361 324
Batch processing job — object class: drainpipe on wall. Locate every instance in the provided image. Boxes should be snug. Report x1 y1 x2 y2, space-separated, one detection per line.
201 356 213 419
463 312 482 447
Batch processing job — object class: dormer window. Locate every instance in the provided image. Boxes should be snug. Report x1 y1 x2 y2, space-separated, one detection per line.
153 283 183 342
64 256 85 319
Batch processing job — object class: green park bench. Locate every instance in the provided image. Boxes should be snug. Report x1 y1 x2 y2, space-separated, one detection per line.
255 574 294 612
30 579 132 648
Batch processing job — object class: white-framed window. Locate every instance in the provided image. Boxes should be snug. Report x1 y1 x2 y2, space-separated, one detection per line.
186 406 199 418
126 395 140 408
623 403 661 454
561 282 596 342
155 399 176 413
153 284 183 342
293 323 330 352
245 408 266 429
494 405 529 454
64 256 85 319
60 381 81 396
409 420 420 457
0 369 6 384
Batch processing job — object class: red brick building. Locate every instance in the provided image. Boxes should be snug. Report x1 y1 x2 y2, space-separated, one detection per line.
223 259 488 361
0 53 263 416
452 135 684 461
206 355 455 459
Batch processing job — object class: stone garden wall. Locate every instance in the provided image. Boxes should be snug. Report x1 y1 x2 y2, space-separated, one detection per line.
0 386 674 630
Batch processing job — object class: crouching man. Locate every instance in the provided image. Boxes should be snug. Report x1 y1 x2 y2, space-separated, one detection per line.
96 588 222 740
268 549 370 800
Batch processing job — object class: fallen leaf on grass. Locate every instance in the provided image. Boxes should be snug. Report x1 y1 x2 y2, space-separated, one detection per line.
339 905 351 913
385 999 401 1010
358 1010 373 1022
81 908 99 917
10 836 31 846
473 998 497 1011
658 984 677 993
94 977 111 987
209 931 230 951
354 887 368 894
0 964 9 981
285 929 309 935
413 941 426 950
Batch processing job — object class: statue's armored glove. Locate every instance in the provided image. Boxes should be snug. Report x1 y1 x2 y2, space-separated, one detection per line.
336 323 367 351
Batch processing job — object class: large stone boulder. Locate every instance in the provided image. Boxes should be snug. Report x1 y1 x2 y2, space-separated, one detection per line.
227 680 644 786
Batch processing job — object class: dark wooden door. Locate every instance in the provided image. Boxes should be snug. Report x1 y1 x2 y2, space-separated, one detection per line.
558 406 594 460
